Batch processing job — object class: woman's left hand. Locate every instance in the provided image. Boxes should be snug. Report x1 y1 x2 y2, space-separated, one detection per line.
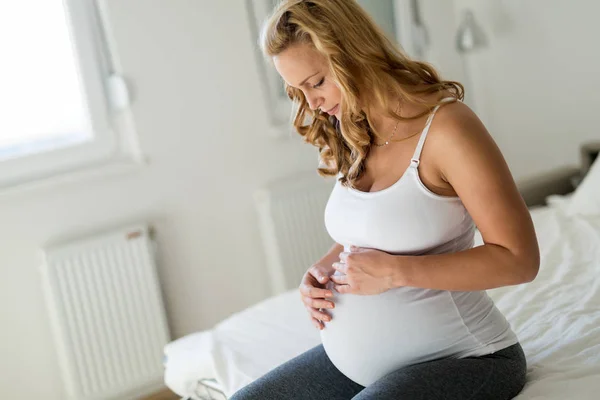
331 246 396 295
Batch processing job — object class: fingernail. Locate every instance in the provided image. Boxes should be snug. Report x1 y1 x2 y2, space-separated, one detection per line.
325 291 332 297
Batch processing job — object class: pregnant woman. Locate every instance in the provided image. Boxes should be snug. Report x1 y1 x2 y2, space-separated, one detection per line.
231 0 538 399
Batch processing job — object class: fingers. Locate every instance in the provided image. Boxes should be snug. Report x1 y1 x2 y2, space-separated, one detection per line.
338 248 364 264
300 264 338 330
312 317 324 330
299 282 335 330
306 305 331 323
334 284 351 294
338 252 349 263
299 283 333 299
330 274 348 285
332 262 348 274
308 265 331 284
301 296 335 310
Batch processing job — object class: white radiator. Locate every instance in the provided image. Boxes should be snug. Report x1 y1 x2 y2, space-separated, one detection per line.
254 171 335 295
41 225 170 400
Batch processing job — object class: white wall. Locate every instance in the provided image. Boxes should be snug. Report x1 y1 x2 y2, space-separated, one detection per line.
436 0 600 179
0 1 317 398
418 0 465 87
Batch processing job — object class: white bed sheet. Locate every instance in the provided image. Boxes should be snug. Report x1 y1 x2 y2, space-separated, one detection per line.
165 202 600 399
163 331 218 397
488 206 600 399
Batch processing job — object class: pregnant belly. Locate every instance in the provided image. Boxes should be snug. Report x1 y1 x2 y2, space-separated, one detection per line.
320 279 475 386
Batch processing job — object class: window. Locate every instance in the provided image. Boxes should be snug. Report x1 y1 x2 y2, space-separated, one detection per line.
0 0 139 190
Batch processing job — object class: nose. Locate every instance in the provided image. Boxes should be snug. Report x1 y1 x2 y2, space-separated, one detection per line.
306 93 323 112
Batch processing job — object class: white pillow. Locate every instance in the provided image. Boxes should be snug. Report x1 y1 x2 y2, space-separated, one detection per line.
567 157 600 216
545 193 573 212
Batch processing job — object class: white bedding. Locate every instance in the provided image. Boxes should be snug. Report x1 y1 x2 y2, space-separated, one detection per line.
488 206 600 399
164 202 600 399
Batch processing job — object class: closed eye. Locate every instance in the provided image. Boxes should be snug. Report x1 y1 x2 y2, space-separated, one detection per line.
313 78 325 89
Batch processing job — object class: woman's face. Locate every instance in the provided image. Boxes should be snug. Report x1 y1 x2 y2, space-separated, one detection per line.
274 43 342 119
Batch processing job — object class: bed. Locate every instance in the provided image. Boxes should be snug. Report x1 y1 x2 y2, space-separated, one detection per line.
163 159 600 400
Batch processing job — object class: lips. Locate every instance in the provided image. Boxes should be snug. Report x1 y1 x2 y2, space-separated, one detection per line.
325 104 339 114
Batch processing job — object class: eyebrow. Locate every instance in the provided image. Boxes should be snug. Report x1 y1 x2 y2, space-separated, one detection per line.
295 72 319 88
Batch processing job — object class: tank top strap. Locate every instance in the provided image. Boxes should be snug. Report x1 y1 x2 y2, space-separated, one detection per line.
410 97 457 167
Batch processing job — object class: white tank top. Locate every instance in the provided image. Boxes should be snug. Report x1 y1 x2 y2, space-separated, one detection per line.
321 98 518 386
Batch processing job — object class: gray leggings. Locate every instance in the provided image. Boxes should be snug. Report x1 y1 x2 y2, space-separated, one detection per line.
230 343 527 400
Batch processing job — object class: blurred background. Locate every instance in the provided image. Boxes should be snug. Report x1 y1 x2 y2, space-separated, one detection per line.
0 0 598 399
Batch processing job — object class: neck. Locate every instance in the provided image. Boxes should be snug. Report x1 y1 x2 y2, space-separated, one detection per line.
365 97 402 143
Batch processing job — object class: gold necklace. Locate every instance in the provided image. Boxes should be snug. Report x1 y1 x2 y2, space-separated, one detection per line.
373 101 401 147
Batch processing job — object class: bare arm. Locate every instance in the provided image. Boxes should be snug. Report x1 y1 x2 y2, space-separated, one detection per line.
389 102 539 291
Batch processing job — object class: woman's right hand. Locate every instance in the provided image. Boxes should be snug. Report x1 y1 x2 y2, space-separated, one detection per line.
299 264 335 330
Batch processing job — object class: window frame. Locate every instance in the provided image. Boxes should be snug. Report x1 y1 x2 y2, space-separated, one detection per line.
0 0 140 191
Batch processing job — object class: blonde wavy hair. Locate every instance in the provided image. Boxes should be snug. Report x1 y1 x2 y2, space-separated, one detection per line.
260 0 464 188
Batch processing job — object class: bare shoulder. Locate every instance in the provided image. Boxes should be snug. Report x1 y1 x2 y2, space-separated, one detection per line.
428 100 484 143
422 99 498 178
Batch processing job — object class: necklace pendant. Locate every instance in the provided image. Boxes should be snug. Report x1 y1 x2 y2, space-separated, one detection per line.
385 141 389 145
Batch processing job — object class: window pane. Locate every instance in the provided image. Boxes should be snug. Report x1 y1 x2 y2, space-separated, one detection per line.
0 0 93 161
